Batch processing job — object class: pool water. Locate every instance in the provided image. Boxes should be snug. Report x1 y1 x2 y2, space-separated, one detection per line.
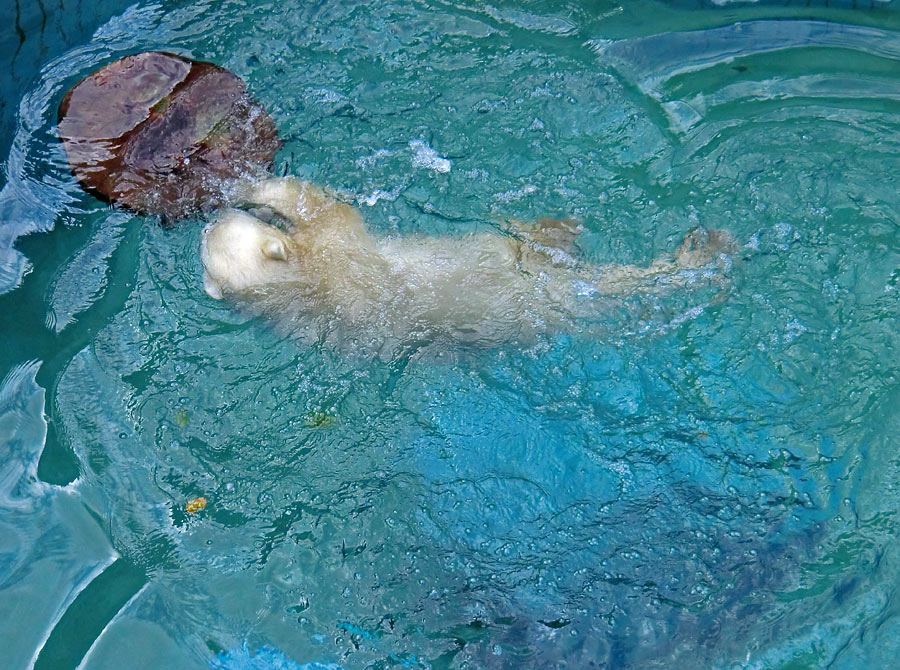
2 0 900 668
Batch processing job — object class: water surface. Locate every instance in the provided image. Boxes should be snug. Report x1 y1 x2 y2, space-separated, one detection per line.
1 1 900 668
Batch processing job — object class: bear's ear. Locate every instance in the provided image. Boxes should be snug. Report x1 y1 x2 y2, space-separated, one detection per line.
261 238 288 261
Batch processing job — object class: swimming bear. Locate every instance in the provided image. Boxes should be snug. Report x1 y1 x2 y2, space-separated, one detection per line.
200 177 734 349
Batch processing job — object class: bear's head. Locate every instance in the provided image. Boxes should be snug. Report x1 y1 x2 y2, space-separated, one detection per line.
201 209 296 299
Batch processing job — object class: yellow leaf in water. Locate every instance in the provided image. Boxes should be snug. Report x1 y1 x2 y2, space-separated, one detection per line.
305 411 337 428
175 409 190 427
186 496 207 514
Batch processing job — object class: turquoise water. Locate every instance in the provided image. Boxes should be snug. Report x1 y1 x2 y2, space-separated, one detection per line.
2 0 900 667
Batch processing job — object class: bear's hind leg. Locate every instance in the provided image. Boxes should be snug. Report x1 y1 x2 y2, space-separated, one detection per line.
507 216 582 254
674 227 736 269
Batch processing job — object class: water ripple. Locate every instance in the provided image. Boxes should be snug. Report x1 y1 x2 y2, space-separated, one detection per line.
595 19 900 132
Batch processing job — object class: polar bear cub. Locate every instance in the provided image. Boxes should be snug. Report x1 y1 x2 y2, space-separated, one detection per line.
200 177 733 345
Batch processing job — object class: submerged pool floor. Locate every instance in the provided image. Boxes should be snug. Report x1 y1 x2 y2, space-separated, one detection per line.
2 1 900 668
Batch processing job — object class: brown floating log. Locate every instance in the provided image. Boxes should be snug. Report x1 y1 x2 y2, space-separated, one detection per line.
58 51 281 222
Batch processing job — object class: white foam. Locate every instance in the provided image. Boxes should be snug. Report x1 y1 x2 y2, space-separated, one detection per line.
494 184 537 202
409 140 452 173
355 149 394 170
361 188 401 207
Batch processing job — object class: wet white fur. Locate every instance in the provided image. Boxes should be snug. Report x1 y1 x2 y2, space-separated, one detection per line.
201 177 732 346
